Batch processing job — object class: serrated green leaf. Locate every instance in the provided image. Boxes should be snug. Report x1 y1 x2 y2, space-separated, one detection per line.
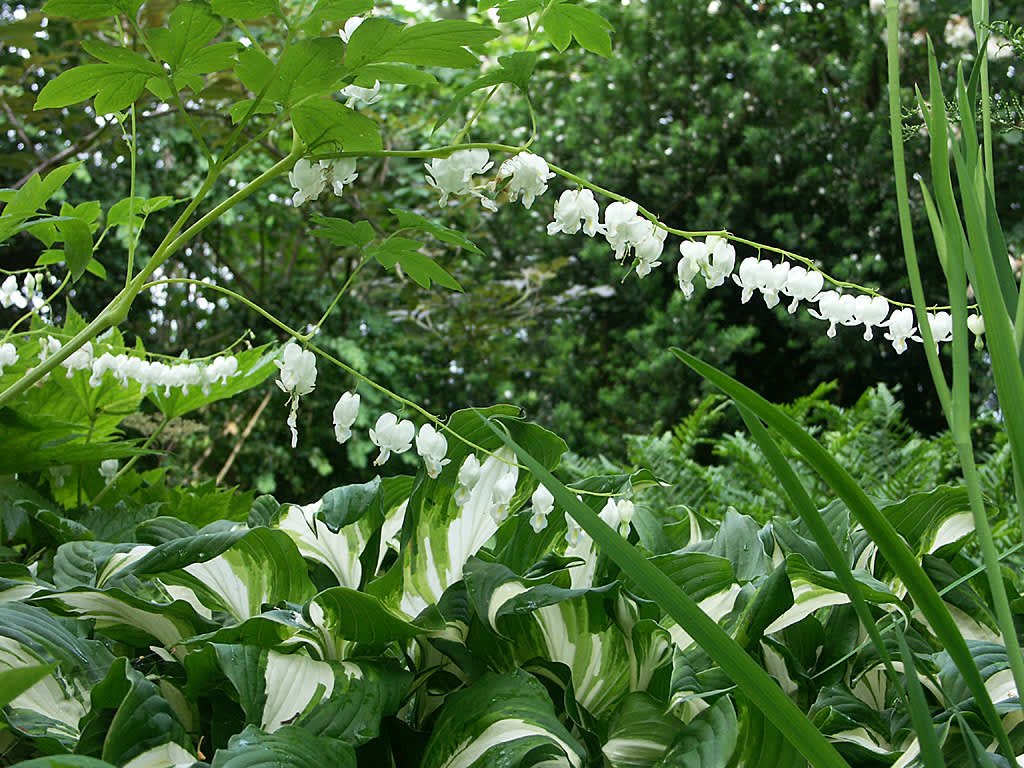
396 250 463 291
350 63 437 85
57 217 92 282
493 0 544 22
237 38 346 106
148 2 223 70
309 215 376 248
42 0 140 20
35 64 151 114
543 2 613 57
346 18 499 70
291 99 381 152
300 0 372 31
391 208 483 254
210 0 282 20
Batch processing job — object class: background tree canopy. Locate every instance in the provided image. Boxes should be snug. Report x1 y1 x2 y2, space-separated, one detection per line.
2 0 1021 501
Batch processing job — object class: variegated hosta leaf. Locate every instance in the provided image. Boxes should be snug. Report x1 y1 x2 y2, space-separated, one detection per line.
420 669 585 768
762 554 902 635
0 562 45 602
399 446 519 618
78 657 192 766
32 586 218 652
602 692 686 767
809 684 897 762
210 724 356 768
381 407 566 619
276 477 385 589
0 602 112 748
144 528 316 622
464 558 629 717
189 645 409 747
882 485 977 556
643 551 739 650
938 641 1020 713
657 695 738 768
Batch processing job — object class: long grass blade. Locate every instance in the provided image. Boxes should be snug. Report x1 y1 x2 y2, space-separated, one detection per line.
483 415 853 768
669 348 1015 763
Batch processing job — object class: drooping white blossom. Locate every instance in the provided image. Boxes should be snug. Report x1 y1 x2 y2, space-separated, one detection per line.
455 454 482 505
529 484 554 533
497 152 555 209
425 149 494 208
369 412 415 466
61 341 93 377
926 311 954 350
202 355 238 393
564 511 584 547
415 423 450 479
851 295 890 341
289 159 326 206
700 235 736 289
781 266 823 314
0 342 18 375
967 313 985 349
490 470 517 524
320 158 358 196
677 241 704 298
0 275 20 308
547 188 602 236
603 201 653 262
600 498 635 537
341 80 382 110
338 16 364 43
808 291 857 338
99 459 119 483
332 391 360 444
883 307 920 354
633 226 668 278
38 335 62 361
276 342 317 448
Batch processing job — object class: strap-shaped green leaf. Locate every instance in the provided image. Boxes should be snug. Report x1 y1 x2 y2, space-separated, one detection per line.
487 415 852 768
670 347 1015 762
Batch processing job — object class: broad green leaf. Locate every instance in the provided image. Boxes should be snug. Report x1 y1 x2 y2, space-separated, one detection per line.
295 660 410 744
670 347 1013 757
57 217 92 282
42 0 140 20
310 215 376 248
491 0 544 23
211 724 355 768
276 502 371 588
291 99 382 152
311 587 427 647
389 408 565 619
731 695 807 768
391 208 483 254
0 163 80 239
77 657 190 765
603 692 686 766
236 38 346 106
882 485 975 555
367 238 462 291
346 18 499 70
300 0 372 30
0 663 58 709
151 528 316 622
464 558 629 717
15 759 117 768
33 586 218 650
543 2 614 57
350 63 437 85
35 64 151 114
260 650 335 732
210 0 282 19
659 695 737 768
148 3 222 68
421 670 585 768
